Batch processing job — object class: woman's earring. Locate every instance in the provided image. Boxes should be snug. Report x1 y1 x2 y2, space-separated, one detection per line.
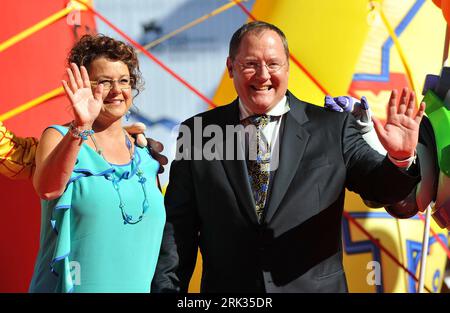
125 110 131 121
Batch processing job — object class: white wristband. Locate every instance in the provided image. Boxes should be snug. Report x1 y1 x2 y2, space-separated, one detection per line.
388 152 417 169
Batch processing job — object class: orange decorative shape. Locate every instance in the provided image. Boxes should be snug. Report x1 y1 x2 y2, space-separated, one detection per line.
433 0 450 25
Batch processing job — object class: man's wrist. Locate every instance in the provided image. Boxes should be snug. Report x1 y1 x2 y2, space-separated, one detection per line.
388 151 417 169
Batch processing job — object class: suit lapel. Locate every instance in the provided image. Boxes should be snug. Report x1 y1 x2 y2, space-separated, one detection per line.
265 92 310 223
218 100 259 224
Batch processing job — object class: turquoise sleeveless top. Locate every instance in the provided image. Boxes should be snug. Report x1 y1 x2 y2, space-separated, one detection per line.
29 125 166 293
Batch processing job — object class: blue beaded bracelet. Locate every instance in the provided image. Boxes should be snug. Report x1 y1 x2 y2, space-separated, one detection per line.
68 121 94 141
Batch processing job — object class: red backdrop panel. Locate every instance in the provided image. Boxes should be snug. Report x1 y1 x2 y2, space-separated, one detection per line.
0 0 96 292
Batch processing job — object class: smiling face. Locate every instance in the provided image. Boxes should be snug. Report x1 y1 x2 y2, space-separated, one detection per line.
88 57 132 121
227 29 289 114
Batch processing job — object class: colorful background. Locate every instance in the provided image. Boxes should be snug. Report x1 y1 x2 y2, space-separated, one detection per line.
0 0 448 292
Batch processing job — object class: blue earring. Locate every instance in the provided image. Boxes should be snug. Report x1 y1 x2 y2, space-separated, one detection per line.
125 110 131 121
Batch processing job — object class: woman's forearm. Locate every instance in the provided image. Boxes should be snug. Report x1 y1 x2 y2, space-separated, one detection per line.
33 128 84 200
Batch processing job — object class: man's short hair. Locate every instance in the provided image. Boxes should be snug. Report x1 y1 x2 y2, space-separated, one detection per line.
228 21 290 61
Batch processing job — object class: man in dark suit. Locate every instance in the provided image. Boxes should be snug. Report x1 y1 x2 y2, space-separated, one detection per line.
151 21 425 293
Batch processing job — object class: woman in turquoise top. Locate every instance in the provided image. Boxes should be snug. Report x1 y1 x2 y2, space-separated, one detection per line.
29 34 165 293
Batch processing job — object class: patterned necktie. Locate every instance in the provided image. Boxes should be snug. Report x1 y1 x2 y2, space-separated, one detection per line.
246 114 271 223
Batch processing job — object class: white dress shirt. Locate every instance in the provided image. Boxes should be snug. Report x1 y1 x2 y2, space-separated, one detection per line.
239 96 290 171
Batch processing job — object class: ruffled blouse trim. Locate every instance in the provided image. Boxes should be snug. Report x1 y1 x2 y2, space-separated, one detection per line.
46 125 143 292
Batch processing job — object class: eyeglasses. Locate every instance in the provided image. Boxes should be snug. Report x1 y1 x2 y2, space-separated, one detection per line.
236 60 286 74
90 77 134 91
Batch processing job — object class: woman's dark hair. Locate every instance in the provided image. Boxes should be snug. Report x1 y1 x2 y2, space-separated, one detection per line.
68 34 143 95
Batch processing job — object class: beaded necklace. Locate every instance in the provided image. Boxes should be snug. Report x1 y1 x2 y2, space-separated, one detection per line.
90 129 149 225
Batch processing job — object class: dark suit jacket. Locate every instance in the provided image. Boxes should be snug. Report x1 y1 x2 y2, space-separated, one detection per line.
151 91 420 293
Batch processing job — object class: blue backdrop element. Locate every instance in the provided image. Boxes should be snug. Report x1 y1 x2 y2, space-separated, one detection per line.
352 0 425 82
406 234 448 293
342 214 384 293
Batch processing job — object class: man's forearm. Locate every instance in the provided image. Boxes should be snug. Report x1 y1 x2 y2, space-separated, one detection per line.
0 122 37 180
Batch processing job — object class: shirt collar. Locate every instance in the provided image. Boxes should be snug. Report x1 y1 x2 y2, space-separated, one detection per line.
239 96 290 121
